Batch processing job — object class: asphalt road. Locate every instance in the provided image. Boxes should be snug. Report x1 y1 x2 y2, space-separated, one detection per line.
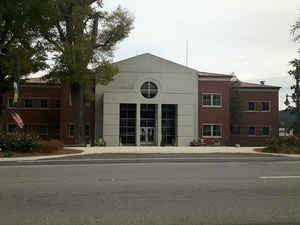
1 154 300 225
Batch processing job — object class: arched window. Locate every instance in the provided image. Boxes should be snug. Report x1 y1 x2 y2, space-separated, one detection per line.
141 81 158 99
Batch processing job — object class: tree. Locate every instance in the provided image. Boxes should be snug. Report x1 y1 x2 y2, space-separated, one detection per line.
285 59 300 136
0 0 48 117
37 0 134 145
291 17 300 44
230 77 243 128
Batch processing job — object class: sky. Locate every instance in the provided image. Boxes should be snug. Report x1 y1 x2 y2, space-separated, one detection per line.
102 0 300 110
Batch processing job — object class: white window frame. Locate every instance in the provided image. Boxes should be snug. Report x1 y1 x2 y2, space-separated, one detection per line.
262 101 271 112
248 126 256 136
202 93 222 107
247 102 256 112
68 124 75 137
202 124 222 138
262 126 271 136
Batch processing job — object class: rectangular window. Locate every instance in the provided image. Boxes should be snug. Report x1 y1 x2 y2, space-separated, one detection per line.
120 104 136 145
40 125 48 135
40 99 48 108
8 98 17 108
203 95 211 106
85 124 90 137
69 124 75 137
262 102 270 112
24 99 32 108
263 127 270 136
24 124 32 134
202 125 221 137
55 124 60 138
248 102 256 111
248 127 256 136
56 100 61 108
203 94 221 107
213 94 221 106
7 124 16 134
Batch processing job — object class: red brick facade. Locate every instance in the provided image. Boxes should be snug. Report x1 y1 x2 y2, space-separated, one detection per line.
230 86 279 146
198 77 231 145
197 73 280 146
1 79 94 145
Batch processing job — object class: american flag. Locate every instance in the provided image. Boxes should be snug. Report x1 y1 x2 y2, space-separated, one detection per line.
9 109 24 129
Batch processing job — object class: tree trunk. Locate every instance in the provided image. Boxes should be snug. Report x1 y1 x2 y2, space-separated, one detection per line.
71 82 85 146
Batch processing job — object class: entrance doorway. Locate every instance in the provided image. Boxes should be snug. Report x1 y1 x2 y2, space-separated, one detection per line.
140 104 156 145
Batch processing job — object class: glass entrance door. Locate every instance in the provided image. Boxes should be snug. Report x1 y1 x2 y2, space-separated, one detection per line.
140 126 155 145
140 104 156 145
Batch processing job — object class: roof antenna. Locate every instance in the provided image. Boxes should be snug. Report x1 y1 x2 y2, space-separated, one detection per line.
186 40 189 66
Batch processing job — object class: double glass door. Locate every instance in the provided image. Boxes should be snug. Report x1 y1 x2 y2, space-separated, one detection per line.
140 104 156 145
140 126 155 145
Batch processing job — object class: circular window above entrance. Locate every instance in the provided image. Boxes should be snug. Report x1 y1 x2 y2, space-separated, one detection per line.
140 81 158 99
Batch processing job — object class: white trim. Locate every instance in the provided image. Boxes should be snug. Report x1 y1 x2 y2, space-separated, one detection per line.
247 101 256 112
262 126 272 136
135 77 162 100
202 124 222 138
202 93 222 107
262 101 271 112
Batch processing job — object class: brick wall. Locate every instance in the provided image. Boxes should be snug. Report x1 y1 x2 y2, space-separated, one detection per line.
198 80 231 145
230 89 279 146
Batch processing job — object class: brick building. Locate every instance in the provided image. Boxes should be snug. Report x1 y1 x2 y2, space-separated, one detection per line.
1 78 94 145
1 53 280 146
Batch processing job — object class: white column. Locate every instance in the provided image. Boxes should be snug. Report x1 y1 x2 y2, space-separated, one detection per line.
157 104 162 146
136 104 140 146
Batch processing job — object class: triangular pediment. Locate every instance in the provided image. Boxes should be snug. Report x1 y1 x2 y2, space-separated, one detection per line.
115 53 198 74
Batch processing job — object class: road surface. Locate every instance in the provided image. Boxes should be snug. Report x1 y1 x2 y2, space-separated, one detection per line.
1 153 300 225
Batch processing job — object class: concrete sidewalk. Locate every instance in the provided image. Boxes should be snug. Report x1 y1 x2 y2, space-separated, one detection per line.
0 146 299 162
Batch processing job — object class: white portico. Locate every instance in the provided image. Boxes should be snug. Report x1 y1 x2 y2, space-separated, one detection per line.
95 53 199 146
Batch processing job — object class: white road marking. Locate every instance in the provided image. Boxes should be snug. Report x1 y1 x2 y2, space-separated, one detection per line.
260 176 300 179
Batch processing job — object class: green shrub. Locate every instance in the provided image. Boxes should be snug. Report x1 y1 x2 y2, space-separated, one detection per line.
0 135 39 153
263 136 300 154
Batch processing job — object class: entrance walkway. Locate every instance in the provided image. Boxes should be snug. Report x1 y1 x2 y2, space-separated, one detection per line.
0 146 292 162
